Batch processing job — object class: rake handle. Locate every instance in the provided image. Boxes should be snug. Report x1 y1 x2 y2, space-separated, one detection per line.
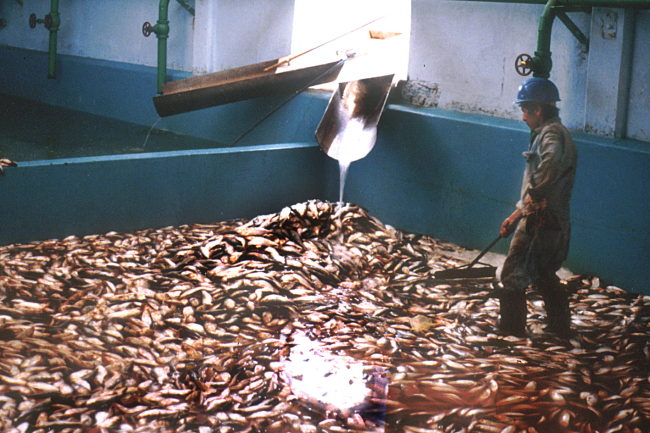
467 213 524 269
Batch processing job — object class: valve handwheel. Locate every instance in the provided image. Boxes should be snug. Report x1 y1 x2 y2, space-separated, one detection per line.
142 22 153 37
515 53 533 76
29 13 37 29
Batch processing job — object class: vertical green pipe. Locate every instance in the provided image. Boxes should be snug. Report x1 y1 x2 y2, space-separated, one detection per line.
533 0 557 78
157 34 168 94
156 0 171 94
48 0 60 79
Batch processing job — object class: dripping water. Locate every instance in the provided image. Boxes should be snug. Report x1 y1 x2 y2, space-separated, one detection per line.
338 160 351 206
325 114 367 243
143 118 163 149
335 159 352 243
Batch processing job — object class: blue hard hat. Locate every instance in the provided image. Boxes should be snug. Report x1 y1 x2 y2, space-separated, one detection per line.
515 77 560 105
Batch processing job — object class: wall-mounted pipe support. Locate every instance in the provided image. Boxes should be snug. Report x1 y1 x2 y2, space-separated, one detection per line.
143 0 195 95
175 0 195 16
29 0 60 79
555 7 589 48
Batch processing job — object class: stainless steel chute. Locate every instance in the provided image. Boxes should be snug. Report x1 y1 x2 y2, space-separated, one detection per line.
315 74 395 163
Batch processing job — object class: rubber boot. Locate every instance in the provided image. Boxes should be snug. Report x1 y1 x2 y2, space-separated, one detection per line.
498 289 528 337
541 281 572 337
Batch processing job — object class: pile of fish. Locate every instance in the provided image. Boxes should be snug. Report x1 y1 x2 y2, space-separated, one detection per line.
1 200 649 433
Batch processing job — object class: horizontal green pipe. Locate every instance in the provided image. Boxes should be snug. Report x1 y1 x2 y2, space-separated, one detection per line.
443 0 650 8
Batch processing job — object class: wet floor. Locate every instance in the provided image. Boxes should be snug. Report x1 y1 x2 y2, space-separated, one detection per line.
0 93 225 162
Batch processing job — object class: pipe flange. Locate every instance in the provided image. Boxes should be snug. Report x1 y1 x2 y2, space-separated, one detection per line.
44 14 53 30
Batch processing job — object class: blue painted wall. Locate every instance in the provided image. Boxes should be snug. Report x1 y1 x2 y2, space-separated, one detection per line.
346 106 650 293
0 144 334 246
0 46 328 147
1 46 648 294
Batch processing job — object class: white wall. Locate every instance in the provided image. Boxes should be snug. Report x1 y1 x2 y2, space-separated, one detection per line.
408 0 649 141
0 0 647 141
0 0 294 74
0 0 194 70
291 0 411 82
409 0 589 129
626 10 650 142
212 0 295 71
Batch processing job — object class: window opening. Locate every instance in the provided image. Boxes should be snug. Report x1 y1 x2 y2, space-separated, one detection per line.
290 0 410 90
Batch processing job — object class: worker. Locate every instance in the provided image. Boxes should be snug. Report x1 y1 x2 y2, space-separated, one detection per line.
498 77 578 338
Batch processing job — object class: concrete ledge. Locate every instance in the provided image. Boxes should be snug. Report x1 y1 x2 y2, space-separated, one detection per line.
0 143 335 246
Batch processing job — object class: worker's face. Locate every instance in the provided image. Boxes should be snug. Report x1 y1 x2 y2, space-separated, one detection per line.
521 104 543 131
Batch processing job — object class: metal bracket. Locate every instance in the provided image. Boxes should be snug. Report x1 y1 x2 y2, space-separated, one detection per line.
175 0 195 16
554 7 590 51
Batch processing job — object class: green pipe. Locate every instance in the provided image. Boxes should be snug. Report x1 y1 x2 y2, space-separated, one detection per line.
146 0 194 94
453 0 602 77
533 0 557 78
533 0 590 77
153 0 170 94
29 0 60 78
444 0 650 7
48 0 60 79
